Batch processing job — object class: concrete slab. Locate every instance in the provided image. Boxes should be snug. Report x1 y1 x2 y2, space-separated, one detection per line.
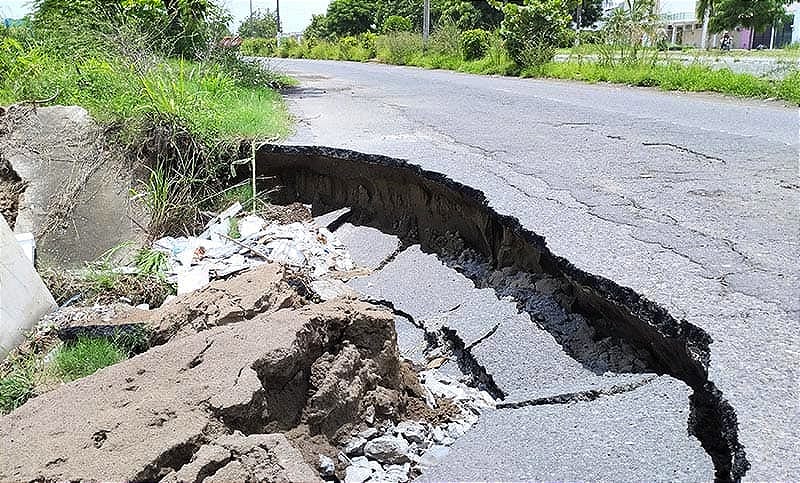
350 245 497 346
394 314 427 362
352 244 655 403
421 376 713 481
334 222 400 269
0 106 146 267
472 315 655 403
313 207 351 230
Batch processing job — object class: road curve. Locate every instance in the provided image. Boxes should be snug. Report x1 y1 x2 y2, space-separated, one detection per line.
270 58 799 480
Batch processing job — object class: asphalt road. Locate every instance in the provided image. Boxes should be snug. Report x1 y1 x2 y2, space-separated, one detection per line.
271 58 799 480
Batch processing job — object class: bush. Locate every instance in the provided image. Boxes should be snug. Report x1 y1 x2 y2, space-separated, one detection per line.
376 32 424 65
240 37 276 57
382 15 413 33
499 0 572 69
461 29 490 60
429 17 462 57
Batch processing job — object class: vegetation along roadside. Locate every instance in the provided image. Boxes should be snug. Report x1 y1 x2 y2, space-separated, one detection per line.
246 0 800 104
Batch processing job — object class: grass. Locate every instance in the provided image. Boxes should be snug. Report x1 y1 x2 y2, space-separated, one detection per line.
540 60 800 103
54 337 126 382
0 355 39 413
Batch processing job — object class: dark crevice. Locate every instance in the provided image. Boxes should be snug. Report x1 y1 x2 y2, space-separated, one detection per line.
497 374 658 409
132 435 206 482
439 326 505 400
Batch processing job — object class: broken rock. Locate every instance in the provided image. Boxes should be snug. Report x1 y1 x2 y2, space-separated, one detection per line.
363 435 411 465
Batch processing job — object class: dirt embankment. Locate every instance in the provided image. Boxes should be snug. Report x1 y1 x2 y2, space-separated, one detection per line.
0 264 427 482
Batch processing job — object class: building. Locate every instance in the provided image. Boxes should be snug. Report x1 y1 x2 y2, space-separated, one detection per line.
659 1 800 49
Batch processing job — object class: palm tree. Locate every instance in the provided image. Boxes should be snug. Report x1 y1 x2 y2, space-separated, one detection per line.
696 0 715 49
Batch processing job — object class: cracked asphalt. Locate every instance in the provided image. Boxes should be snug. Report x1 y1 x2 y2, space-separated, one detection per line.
270 58 799 480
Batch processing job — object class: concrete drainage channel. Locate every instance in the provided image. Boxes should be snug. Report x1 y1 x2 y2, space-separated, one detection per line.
248 144 748 482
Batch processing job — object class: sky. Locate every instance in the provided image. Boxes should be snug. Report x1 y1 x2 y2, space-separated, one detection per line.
1 0 700 27
0 0 331 32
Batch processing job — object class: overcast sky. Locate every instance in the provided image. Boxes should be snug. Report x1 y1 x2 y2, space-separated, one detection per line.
1 0 700 28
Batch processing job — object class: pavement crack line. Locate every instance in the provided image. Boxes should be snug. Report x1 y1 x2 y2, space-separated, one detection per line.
497 375 659 409
642 142 727 164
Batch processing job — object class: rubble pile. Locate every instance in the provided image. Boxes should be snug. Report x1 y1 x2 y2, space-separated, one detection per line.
152 202 355 294
337 369 496 483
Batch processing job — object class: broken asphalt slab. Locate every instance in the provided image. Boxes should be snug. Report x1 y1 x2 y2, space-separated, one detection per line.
350 244 658 403
420 376 713 481
333 222 401 270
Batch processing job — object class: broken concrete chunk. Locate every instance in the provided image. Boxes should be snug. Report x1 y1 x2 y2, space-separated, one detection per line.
314 207 352 231
344 436 368 456
319 454 336 477
345 464 374 483
334 222 401 269
396 421 426 444
363 435 410 465
0 214 56 360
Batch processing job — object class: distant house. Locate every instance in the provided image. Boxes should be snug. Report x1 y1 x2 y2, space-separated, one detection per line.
659 1 800 49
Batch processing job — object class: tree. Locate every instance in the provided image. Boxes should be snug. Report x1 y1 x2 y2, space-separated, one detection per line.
326 0 377 36
497 0 571 68
568 0 602 27
304 14 331 41
710 0 790 32
238 9 278 38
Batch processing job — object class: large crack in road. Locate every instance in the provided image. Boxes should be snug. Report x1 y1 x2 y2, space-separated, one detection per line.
244 144 751 481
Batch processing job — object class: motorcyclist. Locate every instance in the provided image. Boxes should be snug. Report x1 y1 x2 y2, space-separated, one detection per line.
721 31 732 51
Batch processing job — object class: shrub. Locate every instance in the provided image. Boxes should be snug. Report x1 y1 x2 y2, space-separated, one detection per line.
382 15 413 33
240 37 276 57
376 32 424 65
499 0 572 69
461 29 490 60
429 17 462 57
360 31 378 57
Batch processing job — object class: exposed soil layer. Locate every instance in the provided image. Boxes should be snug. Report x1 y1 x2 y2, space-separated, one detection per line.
0 293 419 482
248 144 748 481
0 154 25 229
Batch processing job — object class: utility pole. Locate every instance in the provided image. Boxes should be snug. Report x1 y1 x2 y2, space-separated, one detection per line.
700 5 709 50
423 0 430 49
249 0 253 18
276 0 281 33
575 1 582 46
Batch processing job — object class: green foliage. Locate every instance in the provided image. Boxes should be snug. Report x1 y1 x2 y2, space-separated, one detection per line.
541 60 800 104
598 0 660 66
54 337 126 382
461 29 491 60
238 9 278 38
568 0 604 27
429 17 462 57
228 217 241 238
0 355 38 414
326 0 377 36
240 37 277 56
439 0 503 31
711 0 790 32
134 248 168 277
304 14 331 41
499 0 572 69
382 15 413 33
376 32 424 64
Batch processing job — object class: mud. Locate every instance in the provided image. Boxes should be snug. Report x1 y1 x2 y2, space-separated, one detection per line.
247 144 748 480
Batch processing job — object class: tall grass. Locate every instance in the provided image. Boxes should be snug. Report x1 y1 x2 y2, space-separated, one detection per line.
54 337 126 382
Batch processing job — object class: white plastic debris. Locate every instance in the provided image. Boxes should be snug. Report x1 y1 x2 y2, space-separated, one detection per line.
14 232 35 262
177 266 209 295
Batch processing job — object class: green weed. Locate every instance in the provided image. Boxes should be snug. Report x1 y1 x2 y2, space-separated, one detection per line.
0 355 38 414
54 337 126 382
